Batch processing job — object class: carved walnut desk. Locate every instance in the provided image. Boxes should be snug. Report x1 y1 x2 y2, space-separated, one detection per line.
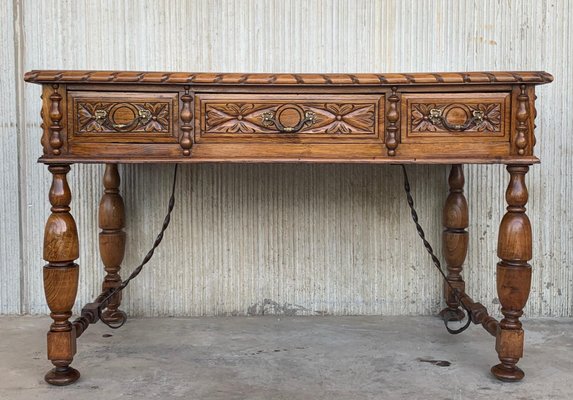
24 70 553 385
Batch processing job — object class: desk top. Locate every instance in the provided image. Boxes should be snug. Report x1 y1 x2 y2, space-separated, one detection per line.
24 70 553 86
24 70 552 165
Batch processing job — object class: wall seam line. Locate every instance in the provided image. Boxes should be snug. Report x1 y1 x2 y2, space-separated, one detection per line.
13 0 26 315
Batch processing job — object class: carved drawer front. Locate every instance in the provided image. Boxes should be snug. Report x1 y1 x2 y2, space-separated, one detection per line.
68 91 179 143
401 92 510 143
196 94 384 143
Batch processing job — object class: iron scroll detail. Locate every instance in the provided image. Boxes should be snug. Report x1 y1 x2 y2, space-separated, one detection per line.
400 165 472 335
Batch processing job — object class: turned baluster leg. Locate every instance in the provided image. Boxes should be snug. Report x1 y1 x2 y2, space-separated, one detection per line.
43 164 80 385
440 164 469 321
491 165 532 381
99 163 126 322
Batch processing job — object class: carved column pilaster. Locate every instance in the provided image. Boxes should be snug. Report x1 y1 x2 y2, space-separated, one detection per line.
48 85 63 155
385 87 400 156
180 86 193 156
515 85 529 155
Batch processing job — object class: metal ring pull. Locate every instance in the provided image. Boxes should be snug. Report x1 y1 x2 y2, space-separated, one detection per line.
261 105 316 133
95 108 152 131
428 108 484 131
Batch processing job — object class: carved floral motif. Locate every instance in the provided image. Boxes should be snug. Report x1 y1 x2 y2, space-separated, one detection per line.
411 103 501 132
205 102 376 134
206 103 267 133
77 102 170 133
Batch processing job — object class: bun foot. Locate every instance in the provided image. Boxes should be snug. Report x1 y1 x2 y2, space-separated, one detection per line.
45 366 80 386
102 309 127 324
101 309 128 328
491 363 525 382
439 307 466 322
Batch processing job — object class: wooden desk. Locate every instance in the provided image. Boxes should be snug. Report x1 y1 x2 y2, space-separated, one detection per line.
24 70 553 385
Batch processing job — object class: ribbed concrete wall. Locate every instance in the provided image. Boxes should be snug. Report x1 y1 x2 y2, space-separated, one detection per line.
1 0 571 317
0 0 21 314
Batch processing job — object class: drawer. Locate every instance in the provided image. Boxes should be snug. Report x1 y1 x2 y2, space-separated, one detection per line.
401 92 510 143
196 94 384 143
68 91 179 143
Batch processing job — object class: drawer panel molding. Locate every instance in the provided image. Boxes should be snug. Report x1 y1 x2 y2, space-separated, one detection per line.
205 102 376 134
197 93 384 144
412 102 502 133
77 101 170 133
68 91 179 144
401 92 510 143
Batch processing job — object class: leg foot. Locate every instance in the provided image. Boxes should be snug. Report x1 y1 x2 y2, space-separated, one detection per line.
491 363 525 382
45 366 81 386
101 309 127 325
439 307 465 322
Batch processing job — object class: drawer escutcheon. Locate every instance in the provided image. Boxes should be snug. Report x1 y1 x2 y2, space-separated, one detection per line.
93 106 153 132
427 107 485 132
260 104 316 133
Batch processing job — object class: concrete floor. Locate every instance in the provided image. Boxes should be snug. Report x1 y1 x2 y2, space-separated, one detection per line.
0 316 571 400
